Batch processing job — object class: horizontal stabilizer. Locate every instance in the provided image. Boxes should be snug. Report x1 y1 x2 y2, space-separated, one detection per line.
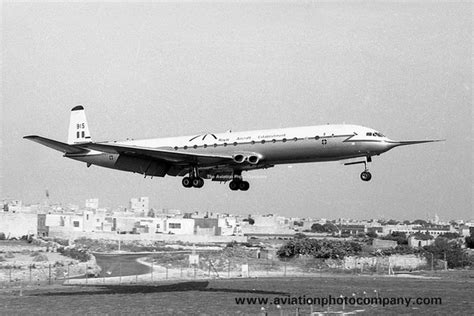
24 135 89 154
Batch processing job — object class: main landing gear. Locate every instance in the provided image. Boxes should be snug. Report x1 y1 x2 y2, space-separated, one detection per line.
229 179 250 191
182 167 251 191
228 171 250 191
182 166 204 188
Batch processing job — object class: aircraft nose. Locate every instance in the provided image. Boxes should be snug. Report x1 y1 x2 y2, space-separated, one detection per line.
382 139 444 152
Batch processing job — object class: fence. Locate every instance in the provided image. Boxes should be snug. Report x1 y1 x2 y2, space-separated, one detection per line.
1 254 449 288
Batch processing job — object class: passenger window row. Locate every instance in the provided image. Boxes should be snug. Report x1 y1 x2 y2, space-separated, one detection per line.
174 135 332 150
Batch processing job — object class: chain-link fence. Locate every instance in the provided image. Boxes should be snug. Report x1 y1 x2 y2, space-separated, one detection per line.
1 252 455 288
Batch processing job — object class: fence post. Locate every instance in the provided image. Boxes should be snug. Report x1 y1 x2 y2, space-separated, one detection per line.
151 261 153 282
29 265 32 284
85 264 88 285
266 257 269 276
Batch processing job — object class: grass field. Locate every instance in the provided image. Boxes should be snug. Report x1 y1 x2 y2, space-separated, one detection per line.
1 272 472 315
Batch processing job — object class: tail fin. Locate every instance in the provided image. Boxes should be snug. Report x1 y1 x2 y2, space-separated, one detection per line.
67 105 92 144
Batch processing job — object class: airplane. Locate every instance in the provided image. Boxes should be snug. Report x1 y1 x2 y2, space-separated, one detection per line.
24 105 443 191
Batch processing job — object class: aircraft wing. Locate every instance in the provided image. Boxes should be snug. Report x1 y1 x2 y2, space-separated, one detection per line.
24 135 89 154
80 142 235 166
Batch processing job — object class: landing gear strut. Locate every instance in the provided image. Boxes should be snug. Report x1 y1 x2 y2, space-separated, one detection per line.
182 166 205 188
360 156 372 182
229 171 250 191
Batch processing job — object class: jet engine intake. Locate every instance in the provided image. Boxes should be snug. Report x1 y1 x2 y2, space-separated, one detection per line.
233 153 261 165
233 154 246 164
247 155 260 165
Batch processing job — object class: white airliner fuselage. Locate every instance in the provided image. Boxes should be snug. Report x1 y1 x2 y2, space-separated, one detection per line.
25 106 442 191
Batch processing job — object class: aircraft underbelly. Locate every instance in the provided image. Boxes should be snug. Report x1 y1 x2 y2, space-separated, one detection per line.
70 153 169 177
261 139 360 164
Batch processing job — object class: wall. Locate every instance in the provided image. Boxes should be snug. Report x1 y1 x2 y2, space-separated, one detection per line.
344 254 427 270
47 228 247 243
0 213 37 238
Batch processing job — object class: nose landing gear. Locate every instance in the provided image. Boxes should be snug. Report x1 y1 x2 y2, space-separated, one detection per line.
360 170 372 182
360 156 372 182
344 156 373 182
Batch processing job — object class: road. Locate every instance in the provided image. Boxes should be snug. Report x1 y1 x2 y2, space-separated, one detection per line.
94 253 151 277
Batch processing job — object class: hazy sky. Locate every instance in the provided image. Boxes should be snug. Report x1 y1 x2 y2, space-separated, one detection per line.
1 1 472 221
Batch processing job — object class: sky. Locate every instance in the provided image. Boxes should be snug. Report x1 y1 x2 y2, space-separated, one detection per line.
1 1 472 221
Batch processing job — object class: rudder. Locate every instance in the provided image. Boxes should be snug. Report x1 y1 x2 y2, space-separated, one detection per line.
67 105 92 144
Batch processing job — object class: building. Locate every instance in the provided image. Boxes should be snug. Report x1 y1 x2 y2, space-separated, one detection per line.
37 214 49 237
340 224 366 236
2 199 23 213
372 239 397 250
194 218 221 236
0 211 37 238
408 236 435 248
85 198 99 209
129 197 149 216
164 218 194 235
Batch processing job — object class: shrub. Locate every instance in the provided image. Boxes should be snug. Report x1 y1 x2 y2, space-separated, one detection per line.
381 232 408 245
0 232 6 240
33 254 49 262
57 247 91 262
5 252 15 258
366 231 378 238
277 238 362 259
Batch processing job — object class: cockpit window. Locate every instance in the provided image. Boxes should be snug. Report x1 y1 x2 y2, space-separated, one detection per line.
367 131 385 137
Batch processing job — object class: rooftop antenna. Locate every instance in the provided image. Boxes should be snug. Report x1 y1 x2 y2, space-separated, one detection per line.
45 189 50 207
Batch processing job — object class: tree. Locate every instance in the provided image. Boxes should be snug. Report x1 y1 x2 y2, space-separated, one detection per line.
381 232 408 245
294 233 307 239
465 231 474 249
438 232 459 239
423 238 467 269
311 223 326 233
412 232 434 241
277 238 362 259
243 216 255 225
366 231 378 238
323 223 339 233
412 219 428 227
